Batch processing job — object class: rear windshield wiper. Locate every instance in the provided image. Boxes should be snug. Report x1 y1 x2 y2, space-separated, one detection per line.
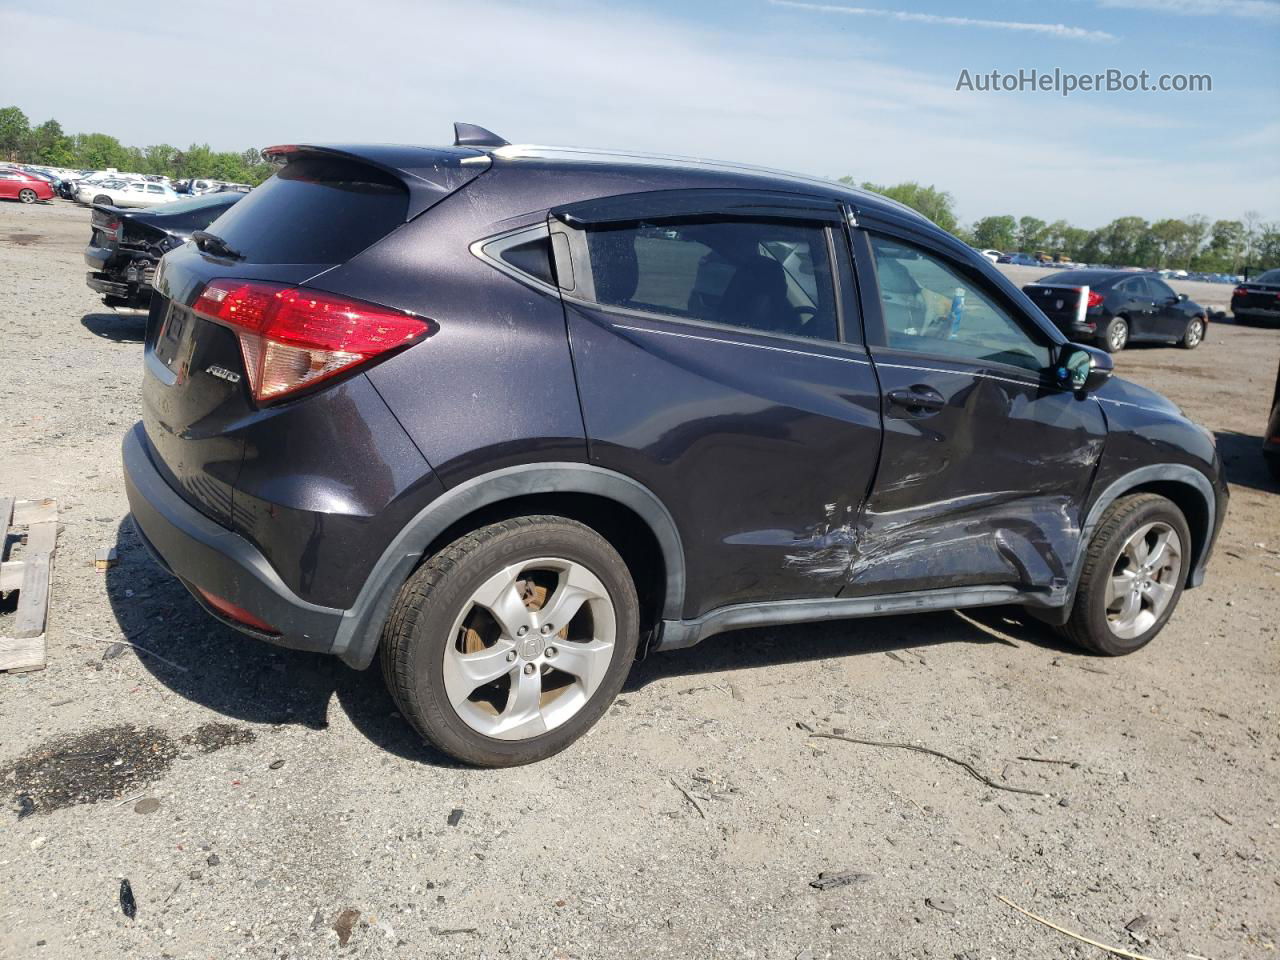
192 229 245 260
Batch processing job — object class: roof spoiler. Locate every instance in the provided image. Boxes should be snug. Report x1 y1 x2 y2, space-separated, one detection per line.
452 122 509 148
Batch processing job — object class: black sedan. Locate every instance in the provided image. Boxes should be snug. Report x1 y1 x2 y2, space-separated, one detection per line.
1023 269 1208 353
1232 268 1280 326
85 192 243 309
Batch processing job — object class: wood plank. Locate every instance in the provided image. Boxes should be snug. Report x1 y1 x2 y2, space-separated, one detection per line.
12 498 56 526
0 633 46 672
12 553 50 639
25 521 57 556
0 560 23 592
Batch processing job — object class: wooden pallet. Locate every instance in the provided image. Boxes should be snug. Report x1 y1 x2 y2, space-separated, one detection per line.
0 498 58 673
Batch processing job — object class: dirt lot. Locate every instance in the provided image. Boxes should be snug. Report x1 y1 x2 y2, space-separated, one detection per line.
1 199 1277 960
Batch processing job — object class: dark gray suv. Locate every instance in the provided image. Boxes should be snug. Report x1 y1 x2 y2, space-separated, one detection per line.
123 124 1227 766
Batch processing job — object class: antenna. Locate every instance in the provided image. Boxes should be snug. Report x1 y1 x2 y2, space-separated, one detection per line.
452 122 509 148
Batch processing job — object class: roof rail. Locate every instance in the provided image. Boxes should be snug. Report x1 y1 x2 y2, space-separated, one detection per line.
453 122 509 149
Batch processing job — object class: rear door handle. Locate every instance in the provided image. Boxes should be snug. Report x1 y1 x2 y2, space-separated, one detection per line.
886 385 945 417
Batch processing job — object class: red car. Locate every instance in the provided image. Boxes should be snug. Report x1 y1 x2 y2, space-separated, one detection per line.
0 169 55 204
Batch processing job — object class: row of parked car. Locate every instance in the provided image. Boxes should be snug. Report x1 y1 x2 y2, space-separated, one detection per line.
973 247 1244 285
0 163 250 207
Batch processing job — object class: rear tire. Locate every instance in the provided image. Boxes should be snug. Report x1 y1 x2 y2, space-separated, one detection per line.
18 188 37 204
380 515 639 767
1058 493 1191 656
1101 316 1129 353
1179 316 1205 349
93 194 111 205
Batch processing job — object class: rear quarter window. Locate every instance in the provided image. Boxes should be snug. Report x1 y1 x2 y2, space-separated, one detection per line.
204 156 407 264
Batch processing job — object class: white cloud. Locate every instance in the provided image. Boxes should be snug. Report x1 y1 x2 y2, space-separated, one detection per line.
1096 0 1280 19
770 0 1118 41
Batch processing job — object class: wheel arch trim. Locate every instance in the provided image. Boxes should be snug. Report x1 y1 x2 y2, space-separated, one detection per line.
1071 463 1216 599
331 462 686 669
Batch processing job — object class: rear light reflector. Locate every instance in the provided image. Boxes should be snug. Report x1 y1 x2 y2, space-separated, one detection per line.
196 587 279 634
192 279 432 403
1086 290 1104 308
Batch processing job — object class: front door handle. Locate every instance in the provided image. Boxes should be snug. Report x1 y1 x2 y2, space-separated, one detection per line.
886 385 945 418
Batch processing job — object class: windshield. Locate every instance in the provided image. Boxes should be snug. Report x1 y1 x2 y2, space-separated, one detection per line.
1255 269 1280 284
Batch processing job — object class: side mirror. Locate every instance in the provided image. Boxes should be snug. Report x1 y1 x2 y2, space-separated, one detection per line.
1176 292 1187 301
1055 343 1113 396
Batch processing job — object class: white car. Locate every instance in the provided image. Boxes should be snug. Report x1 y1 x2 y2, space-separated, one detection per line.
77 179 179 208
979 248 1002 264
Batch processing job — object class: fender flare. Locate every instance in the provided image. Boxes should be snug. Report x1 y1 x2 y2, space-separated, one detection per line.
330 462 686 669
1067 463 1216 606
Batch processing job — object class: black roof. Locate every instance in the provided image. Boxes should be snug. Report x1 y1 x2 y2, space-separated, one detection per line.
1039 269 1153 286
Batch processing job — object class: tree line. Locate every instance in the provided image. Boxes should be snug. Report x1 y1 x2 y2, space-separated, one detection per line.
0 105 274 186
841 177 1276 274
1 104 1273 271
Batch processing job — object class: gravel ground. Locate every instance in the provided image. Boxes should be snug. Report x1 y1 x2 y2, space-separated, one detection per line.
1 199 1277 960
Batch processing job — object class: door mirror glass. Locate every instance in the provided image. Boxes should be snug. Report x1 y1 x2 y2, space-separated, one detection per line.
1056 343 1113 394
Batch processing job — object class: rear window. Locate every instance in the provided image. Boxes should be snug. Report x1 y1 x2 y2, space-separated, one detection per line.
203 156 407 264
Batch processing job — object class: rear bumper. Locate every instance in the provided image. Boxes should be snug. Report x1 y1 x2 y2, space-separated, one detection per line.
1053 319 1099 341
122 423 344 655
86 272 131 299
1233 304 1280 321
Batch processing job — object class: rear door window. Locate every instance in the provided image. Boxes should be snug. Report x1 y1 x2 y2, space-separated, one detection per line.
202 155 408 264
582 219 839 342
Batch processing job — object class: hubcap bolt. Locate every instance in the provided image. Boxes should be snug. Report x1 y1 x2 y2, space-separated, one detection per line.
540 624 553 635
516 626 528 637
506 651 517 662
523 663 536 675
546 646 557 658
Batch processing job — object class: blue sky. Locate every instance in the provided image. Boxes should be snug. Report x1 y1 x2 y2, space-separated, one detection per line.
2 0 1276 226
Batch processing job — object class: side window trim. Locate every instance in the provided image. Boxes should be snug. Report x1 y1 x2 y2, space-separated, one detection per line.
469 222 560 297
554 211 860 350
853 225 1059 382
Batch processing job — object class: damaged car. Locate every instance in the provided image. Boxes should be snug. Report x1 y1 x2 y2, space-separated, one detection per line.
85 192 242 308
123 126 1227 767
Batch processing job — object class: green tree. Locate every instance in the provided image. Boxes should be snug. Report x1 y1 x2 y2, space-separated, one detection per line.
72 132 130 170
839 177 958 233
972 215 1017 251
1101 216 1149 266
0 105 30 160
27 119 74 165
1254 223 1280 271
1016 216 1048 252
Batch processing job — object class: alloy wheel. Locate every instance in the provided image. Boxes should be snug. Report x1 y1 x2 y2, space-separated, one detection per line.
1105 521 1182 640
1186 319 1203 347
1110 319 1128 350
442 557 617 740
18 189 36 204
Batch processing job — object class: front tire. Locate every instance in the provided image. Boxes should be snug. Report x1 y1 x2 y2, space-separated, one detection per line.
1059 493 1191 656
18 188 37 204
380 516 639 767
1101 316 1129 353
1179 316 1205 349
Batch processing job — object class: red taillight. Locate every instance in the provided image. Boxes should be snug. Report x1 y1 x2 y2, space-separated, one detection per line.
192 279 432 403
195 587 279 634
1086 291 1104 308
1233 286 1248 297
